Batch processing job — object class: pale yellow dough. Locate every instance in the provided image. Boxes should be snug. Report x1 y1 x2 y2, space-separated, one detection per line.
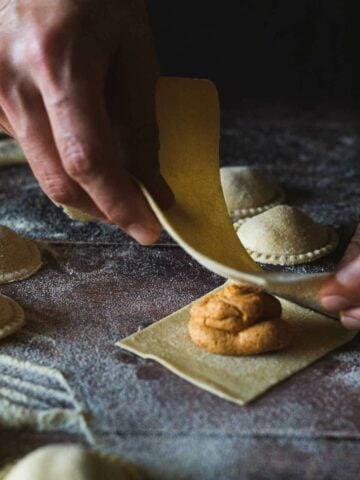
220 166 285 220
65 77 336 314
4 445 142 480
139 77 336 315
0 225 42 284
0 294 25 340
116 78 356 403
118 288 356 405
55 204 96 222
0 465 13 480
237 205 338 265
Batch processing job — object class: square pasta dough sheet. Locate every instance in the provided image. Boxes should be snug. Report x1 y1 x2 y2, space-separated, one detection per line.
117 291 356 405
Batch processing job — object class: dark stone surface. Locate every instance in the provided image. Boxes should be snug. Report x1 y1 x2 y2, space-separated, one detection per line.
0 244 359 479
0 107 359 479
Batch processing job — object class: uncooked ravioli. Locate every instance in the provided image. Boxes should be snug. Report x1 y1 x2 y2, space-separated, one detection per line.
237 205 338 265
0 225 42 284
4 445 142 480
0 294 25 340
220 166 285 221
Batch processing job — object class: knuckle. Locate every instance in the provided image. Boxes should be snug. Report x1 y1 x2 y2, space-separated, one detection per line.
27 34 59 72
26 10 80 73
62 140 96 180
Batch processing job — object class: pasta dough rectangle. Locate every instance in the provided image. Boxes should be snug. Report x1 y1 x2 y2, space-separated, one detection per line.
117 290 356 405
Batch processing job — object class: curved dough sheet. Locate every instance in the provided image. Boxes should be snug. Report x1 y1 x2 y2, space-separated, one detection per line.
4 445 142 480
0 139 27 167
237 205 338 265
0 225 42 284
0 294 25 340
63 77 336 315
220 166 285 218
139 77 335 315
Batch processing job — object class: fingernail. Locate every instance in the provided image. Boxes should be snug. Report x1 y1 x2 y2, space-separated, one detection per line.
127 223 160 245
321 295 354 311
341 315 360 330
336 261 360 286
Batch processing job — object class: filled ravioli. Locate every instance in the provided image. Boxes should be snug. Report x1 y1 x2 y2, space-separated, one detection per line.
236 205 338 265
0 225 42 284
4 444 142 480
0 294 24 340
220 166 285 221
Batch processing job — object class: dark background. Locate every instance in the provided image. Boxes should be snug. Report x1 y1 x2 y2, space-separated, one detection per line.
147 0 359 108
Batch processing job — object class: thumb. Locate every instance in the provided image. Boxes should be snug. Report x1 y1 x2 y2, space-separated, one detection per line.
336 224 360 271
320 225 360 311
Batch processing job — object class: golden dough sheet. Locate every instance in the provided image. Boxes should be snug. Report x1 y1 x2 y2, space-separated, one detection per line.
118 77 355 404
118 289 356 405
138 77 335 316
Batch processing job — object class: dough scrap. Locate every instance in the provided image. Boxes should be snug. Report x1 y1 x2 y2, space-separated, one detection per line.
4 445 142 480
0 139 27 167
237 205 338 265
0 294 25 340
220 166 285 219
118 288 357 405
55 204 96 222
0 354 94 442
0 225 42 284
188 283 291 355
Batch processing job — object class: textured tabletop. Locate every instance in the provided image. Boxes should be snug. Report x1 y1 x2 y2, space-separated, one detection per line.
0 106 359 479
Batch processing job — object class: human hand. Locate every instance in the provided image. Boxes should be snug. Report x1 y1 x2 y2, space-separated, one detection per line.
320 225 360 329
0 0 174 244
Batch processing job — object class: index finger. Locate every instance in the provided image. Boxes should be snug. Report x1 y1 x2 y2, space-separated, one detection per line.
38 67 161 245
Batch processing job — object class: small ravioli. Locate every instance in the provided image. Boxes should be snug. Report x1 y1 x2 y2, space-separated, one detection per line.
237 205 338 265
4 444 142 480
0 294 25 340
0 225 42 284
220 166 285 221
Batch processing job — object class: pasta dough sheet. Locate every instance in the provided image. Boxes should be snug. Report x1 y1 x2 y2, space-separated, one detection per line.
138 77 335 316
117 290 356 405
61 77 336 315
118 78 356 403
